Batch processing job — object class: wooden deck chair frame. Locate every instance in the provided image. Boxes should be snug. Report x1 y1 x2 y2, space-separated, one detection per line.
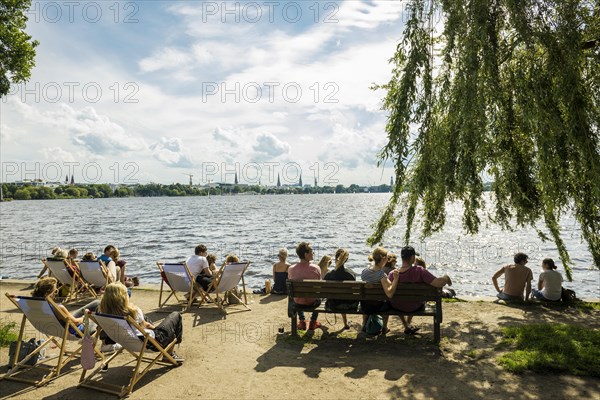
206 261 251 314
79 311 180 398
76 259 112 290
156 261 209 311
41 258 96 303
1 294 101 387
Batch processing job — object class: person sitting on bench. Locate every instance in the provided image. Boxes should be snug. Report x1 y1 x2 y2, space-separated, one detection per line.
288 242 322 331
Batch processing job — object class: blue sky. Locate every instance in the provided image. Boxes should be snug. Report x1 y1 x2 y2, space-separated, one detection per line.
1 1 412 186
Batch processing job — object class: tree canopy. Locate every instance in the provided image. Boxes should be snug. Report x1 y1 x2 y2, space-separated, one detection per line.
0 0 38 97
369 0 599 279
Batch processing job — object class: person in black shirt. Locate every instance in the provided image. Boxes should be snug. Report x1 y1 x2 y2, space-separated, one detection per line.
324 248 357 330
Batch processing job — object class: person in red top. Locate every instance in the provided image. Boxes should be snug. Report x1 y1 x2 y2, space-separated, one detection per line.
288 242 322 331
389 246 452 334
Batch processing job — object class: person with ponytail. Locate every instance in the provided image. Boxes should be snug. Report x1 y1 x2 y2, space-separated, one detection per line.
532 258 563 301
324 249 357 330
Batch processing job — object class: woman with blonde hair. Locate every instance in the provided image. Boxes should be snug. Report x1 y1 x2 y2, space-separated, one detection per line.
318 255 332 278
271 248 290 294
324 249 357 330
360 247 400 334
99 283 184 363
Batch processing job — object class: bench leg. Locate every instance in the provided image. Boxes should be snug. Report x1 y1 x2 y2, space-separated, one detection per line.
291 315 297 336
434 318 440 343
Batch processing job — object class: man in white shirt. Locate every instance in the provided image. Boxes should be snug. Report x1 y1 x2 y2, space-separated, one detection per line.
186 244 209 278
185 244 214 291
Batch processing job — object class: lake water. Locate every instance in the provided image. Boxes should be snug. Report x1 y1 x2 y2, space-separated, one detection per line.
0 194 597 298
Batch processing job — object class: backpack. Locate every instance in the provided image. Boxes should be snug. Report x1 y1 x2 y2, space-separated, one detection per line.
365 314 383 335
561 288 577 302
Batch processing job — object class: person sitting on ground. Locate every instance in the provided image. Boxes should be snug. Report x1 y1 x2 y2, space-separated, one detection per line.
382 253 397 275
288 242 322 331
532 258 563 301
318 255 332 278
360 247 400 335
492 252 533 301
271 248 291 294
99 282 184 363
324 248 357 330
389 246 452 334
31 276 100 335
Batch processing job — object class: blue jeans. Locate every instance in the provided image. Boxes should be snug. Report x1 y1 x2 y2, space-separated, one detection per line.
294 299 320 322
532 289 559 301
497 291 522 301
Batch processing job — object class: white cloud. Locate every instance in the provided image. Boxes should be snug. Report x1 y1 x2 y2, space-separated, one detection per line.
40 147 77 163
1 124 11 142
150 137 193 168
139 47 193 73
253 133 290 160
213 127 239 147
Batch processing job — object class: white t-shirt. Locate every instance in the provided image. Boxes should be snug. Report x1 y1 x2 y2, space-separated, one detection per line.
186 255 209 277
540 270 563 301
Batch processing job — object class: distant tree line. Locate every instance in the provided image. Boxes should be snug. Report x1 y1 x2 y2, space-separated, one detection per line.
0 182 403 200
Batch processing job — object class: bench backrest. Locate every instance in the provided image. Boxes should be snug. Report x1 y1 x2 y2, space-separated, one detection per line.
287 280 441 301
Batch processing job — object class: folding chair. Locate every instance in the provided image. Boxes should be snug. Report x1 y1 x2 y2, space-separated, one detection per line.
207 261 251 314
1 294 96 386
79 311 180 398
42 258 96 302
76 260 112 290
156 262 208 311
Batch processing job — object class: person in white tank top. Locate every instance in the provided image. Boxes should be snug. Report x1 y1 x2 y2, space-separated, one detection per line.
532 258 563 301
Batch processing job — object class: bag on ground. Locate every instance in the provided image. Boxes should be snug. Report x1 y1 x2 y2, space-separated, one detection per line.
561 287 577 302
365 314 383 335
9 338 43 366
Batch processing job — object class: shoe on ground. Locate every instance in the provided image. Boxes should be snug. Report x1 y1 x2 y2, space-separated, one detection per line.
101 343 123 353
403 326 421 335
308 321 321 330
298 320 307 330
164 352 184 364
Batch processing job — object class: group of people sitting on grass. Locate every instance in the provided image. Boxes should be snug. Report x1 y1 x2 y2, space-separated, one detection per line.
492 252 564 302
279 242 453 335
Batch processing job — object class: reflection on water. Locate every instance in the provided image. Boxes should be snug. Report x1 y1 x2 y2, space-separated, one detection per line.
0 194 597 298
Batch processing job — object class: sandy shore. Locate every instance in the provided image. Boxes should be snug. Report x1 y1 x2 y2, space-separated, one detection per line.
0 280 598 400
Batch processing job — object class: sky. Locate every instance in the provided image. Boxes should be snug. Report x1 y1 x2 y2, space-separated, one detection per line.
1 0 420 187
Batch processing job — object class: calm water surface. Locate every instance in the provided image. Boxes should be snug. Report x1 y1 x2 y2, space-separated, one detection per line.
0 194 597 298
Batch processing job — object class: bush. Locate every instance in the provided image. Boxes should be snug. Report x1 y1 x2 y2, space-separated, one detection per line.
0 320 18 347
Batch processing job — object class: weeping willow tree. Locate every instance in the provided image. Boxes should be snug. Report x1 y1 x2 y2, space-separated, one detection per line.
368 0 599 280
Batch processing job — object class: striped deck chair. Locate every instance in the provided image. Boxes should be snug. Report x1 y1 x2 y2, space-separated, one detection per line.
207 261 251 314
156 262 206 311
79 311 180 398
42 258 96 302
76 260 112 290
1 294 96 386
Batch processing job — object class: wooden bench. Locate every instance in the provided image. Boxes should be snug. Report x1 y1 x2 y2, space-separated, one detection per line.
287 280 443 342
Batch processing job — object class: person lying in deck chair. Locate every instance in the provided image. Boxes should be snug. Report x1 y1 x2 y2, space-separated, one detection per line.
99 283 184 363
31 277 100 335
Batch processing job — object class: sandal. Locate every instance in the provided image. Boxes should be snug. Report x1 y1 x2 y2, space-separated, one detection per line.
404 326 421 335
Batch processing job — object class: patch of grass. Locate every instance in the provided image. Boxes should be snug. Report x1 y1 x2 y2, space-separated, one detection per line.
498 323 600 377
0 320 19 347
442 297 467 303
568 302 600 311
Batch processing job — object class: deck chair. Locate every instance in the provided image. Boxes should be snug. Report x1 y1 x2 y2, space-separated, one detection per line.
79 311 180 398
77 260 112 290
157 262 208 311
1 294 96 386
42 258 96 302
207 261 251 314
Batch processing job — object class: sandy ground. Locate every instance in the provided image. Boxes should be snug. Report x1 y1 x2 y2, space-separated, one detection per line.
0 280 598 400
